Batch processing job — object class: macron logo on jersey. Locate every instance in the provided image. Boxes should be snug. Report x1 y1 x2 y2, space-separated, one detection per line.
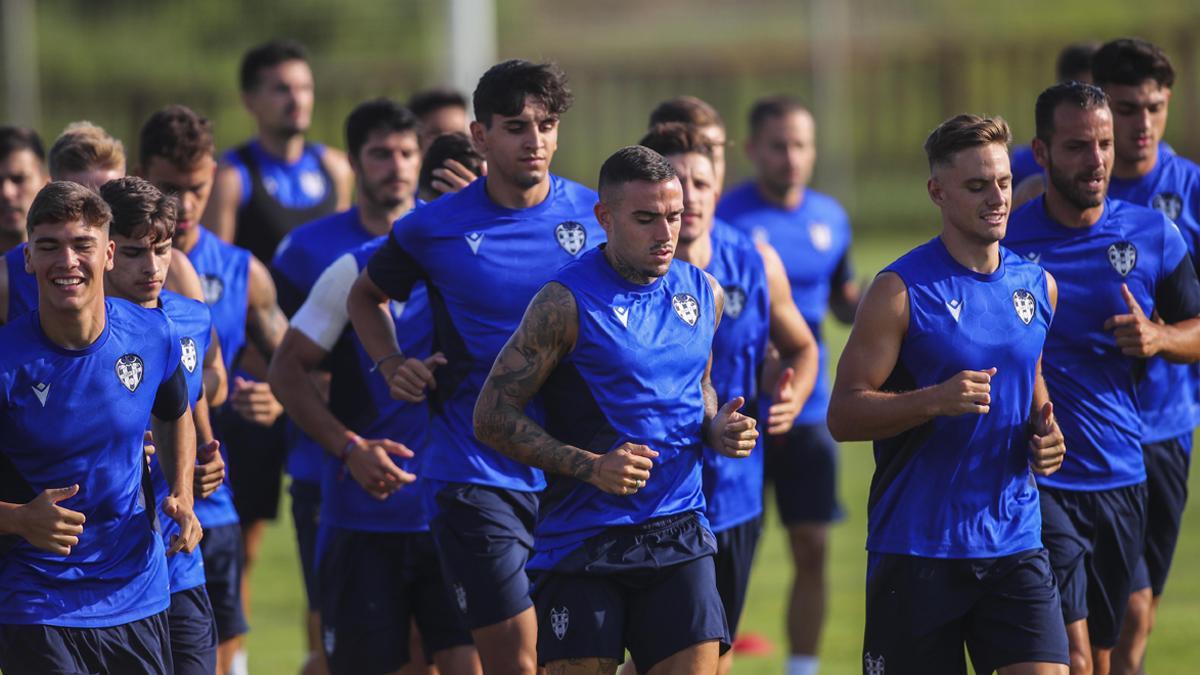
1023 251 1041 264
465 232 484 255
31 382 50 406
613 305 630 328
945 298 963 322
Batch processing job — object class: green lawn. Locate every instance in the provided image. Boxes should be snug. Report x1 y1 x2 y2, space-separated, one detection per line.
244 230 1200 674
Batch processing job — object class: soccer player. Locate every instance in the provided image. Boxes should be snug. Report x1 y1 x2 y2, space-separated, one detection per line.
648 96 729 190
101 176 226 675
716 95 859 675
48 121 125 189
271 96 422 671
1003 82 1200 675
0 126 47 253
140 103 286 674
0 181 200 674
416 131 484 203
640 122 818 675
827 113 1068 675
1010 43 1100 189
409 87 471 150
348 59 604 675
204 38 353 261
1085 38 1200 674
473 144 757 674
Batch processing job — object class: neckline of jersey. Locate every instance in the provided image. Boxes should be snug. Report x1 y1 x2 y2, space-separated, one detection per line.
594 245 665 293
477 174 559 217
1028 194 1113 236
33 299 113 357
933 236 1006 282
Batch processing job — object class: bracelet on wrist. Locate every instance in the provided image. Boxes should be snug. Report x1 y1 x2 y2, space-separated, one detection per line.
370 350 405 373
339 435 363 463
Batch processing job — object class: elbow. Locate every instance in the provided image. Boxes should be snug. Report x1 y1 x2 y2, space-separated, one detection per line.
826 400 854 443
472 396 499 450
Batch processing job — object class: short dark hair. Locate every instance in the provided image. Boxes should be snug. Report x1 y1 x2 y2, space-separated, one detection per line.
924 114 1012 170
638 123 715 163
472 59 573 126
240 39 309 92
139 105 215 171
26 181 112 236
598 146 677 202
48 122 125 180
344 98 419 159
0 126 45 162
1092 38 1175 89
648 96 725 131
418 132 484 197
100 176 177 243
1035 82 1109 143
748 95 809 137
1056 42 1100 82
408 88 469 119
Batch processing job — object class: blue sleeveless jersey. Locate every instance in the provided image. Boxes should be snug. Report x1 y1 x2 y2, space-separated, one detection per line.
530 248 717 570
186 227 249 528
5 243 37 322
702 224 771 532
0 299 181 626
1005 197 1197 490
1109 152 1200 440
870 240 1050 557
320 238 434 533
149 291 212 593
717 183 853 425
224 141 331 209
366 175 605 491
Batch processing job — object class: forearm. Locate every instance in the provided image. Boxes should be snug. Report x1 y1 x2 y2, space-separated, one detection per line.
1157 319 1200 363
246 306 286 359
193 396 215 447
0 502 22 535
204 368 226 407
779 342 818 409
474 398 596 481
347 283 403 363
270 359 350 457
827 387 941 442
152 413 196 505
701 378 720 447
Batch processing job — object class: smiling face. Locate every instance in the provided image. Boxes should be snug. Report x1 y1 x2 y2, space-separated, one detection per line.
471 97 559 190
1035 103 1114 211
26 218 114 313
595 177 684 282
928 142 1012 245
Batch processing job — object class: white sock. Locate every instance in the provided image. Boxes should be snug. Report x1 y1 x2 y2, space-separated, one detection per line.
230 648 249 675
787 654 819 675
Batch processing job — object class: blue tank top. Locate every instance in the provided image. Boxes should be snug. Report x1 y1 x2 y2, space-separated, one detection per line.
530 247 717 570
1109 151 1200 441
717 183 853 425
367 175 605 491
1005 197 1193 490
5 243 36 322
869 239 1050 557
702 224 770 532
225 141 331 210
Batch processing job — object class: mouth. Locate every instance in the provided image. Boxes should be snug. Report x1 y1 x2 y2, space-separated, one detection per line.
650 248 673 261
981 211 1007 225
51 276 85 290
1079 174 1106 191
177 220 195 232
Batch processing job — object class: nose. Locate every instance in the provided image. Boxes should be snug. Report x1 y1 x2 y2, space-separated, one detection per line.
0 179 16 203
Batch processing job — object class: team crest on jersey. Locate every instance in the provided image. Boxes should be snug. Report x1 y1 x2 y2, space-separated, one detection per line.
723 285 747 319
555 221 587 256
1107 241 1138 277
1013 289 1036 325
864 653 885 675
323 627 336 655
1152 192 1183 222
200 275 224 305
454 583 467 613
809 222 833 251
672 293 700 327
116 354 144 392
300 171 326 200
465 232 485 255
550 606 569 640
180 337 198 373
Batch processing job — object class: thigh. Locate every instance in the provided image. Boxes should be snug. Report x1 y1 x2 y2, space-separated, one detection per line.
168 587 219 675
1038 487 1090 625
200 523 249 641
766 423 843 525
1084 484 1147 649
409 533 474 661
532 571 624 666
0 623 90 675
1143 437 1191 596
290 478 323 609
626 555 729 674
965 549 1070 675
97 611 173 675
712 516 762 638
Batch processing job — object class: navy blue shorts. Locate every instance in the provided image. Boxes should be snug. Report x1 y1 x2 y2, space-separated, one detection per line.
430 481 537 629
713 516 763 638
290 478 322 609
221 409 288 523
1130 435 1191 596
319 528 473 674
200 522 248 641
764 422 843 524
531 511 729 671
863 548 1069 675
1040 482 1147 648
0 610 171 675
169 585 218 675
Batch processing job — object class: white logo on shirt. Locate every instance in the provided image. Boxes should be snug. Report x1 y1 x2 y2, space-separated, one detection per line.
181 337 198 373
116 354 145 392
550 606 570 640
300 171 326 200
613 306 630 328
1107 241 1138 277
465 232 485 255
945 298 962 322
864 653 886 675
724 285 747 319
1152 192 1183 222
555 221 587 256
200 275 224 305
751 226 769 244
31 382 49 406
1023 251 1042 264
1013 289 1036 325
809 222 833 251
672 293 700 327
454 583 467 613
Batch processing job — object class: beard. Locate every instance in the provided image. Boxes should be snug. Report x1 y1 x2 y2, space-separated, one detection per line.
1047 159 1107 211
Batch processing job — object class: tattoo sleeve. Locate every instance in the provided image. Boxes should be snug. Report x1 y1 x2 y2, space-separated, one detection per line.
474 282 596 480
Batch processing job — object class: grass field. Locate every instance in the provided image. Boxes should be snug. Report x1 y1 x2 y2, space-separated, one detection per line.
242 231 1200 674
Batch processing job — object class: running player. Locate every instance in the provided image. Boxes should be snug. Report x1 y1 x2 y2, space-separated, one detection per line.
408 87 470 150
716 95 859 675
640 122 818 675
1010 43 1100 189
1085 38 1200 673
827 113 1068 675
1003 82 1200 675
648 96 729 189
474 144 758 674
0 181 200 674
348 59 603 675
0 126 47 253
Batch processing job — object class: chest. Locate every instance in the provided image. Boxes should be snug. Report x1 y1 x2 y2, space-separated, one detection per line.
746 213 847 285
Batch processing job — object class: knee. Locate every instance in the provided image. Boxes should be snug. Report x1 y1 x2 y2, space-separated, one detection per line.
1127 589 1154 635
1069 644 1092 674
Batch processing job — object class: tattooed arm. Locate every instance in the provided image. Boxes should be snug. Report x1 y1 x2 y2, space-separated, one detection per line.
474 282 656 496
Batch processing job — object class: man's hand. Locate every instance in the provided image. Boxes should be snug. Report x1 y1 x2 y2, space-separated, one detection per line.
588 443 658 496
381 353 448 402
933 368 996 416
343 434 417 500
1029 401 1066 477
230 376 284 426
161 496 202 555
766 367 801 435
709 396 759 458
194 440 225 499
430 159 483 195
1104 284 1163 358
16 485 86 555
